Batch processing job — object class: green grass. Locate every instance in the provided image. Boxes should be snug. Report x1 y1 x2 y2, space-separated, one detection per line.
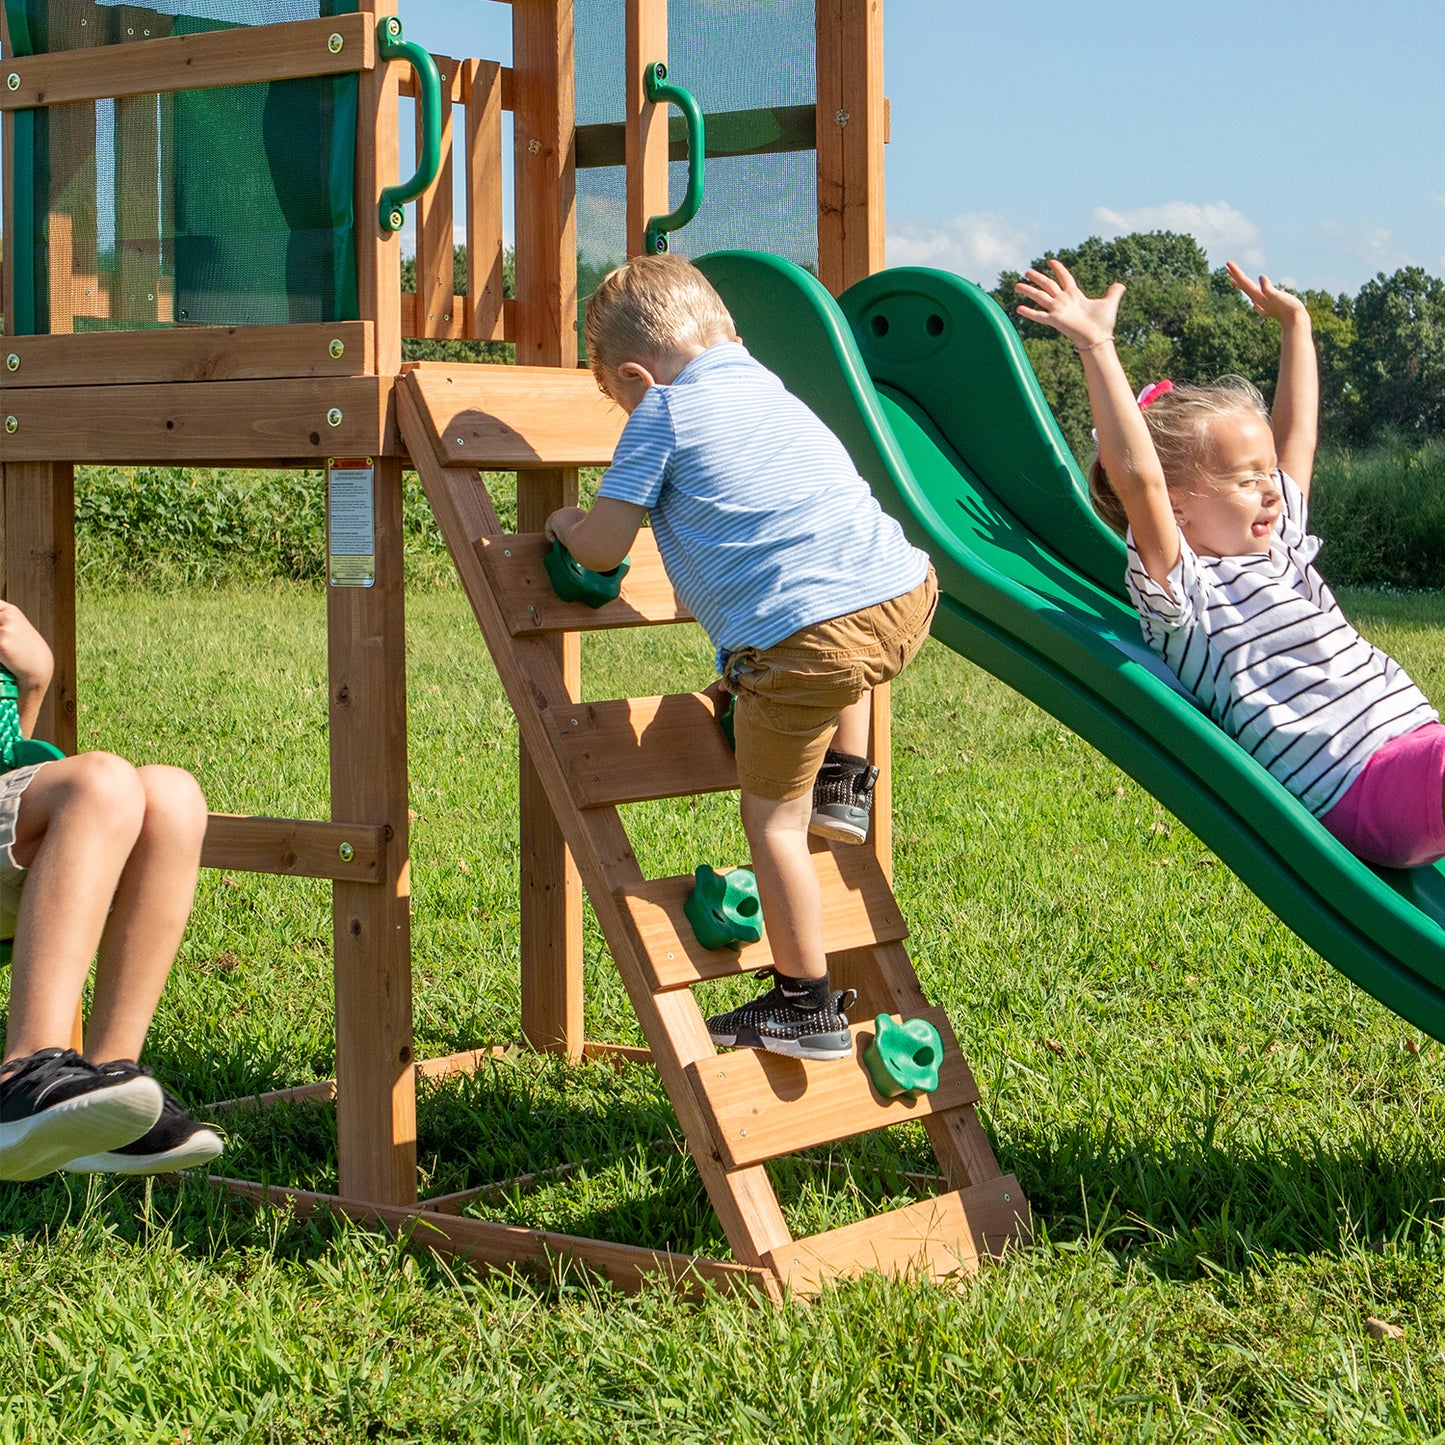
3 583 1445 1441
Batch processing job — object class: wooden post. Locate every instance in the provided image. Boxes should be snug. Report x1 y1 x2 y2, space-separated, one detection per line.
512 0 584 1057
625 0 669 260
328 456 415 1205
357 0 403 381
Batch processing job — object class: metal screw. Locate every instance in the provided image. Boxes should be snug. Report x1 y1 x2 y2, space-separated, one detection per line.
526 604 536 614
5 355 18 373
455 437 465 446
385 17 401 38
6 75 18 91
328 31 344 53
328 339 345 359
739 1128 748 1137
338 842 355 863
570 718 579 727
1004 1192 1012 1202
326 407 343 427
387 206 405 230
835 108 850 125
528 138 541 154
4 417 16 434
502 548 511 557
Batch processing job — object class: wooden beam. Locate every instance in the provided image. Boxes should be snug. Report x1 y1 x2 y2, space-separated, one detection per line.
0 322 374 388
625 0 669 259
357 0 402 379
0 15 375 110
0 377 395 462
202 815 385 883
464 59 506 342
414 54 459 341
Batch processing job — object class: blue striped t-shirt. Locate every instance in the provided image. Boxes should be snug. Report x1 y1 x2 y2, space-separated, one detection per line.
597 343 930 666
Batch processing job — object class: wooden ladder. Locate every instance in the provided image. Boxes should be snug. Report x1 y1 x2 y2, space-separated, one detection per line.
399 364 1030 1292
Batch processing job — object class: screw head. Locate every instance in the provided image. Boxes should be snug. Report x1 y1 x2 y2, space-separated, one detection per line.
328 31 344 53
326 407 343 428
338 841 355 862
5 354 17 373
835 108 850 125
4 417 16 434
385 17 402 37
6 74 19 91
387 206 405 230
527 138 541 155
328 338 345 360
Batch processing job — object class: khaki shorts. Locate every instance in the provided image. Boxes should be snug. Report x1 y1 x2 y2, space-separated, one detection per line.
0 761 47 942
722 568 938 800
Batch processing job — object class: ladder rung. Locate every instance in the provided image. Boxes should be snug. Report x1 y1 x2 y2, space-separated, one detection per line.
686 1007 978 1169
554 692 737 805
478 531 693 634
616 846 907 990
766 1175 1030 1292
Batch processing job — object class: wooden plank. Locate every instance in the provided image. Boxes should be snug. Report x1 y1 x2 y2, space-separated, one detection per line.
216 1178 779 1300
401 293 511 342
552 690 737 807
202 814 384 883
403 363 622 468
814 0 845 297
0 322 375 388
840 0 886 287
768 1175 1031 1294
328 454 416 1206
403 64 514 110
686 1007 979 1170
113 96 164 326
464 59 506 342
0 377 394 462
625 0 670 259
414 54 458 341
2 462 76 754
477 530 689 634
617 846 907 990
0 14 375 110
357 0 401 379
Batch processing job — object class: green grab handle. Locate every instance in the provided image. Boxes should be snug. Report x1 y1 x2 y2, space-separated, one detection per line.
0 667 63 775
643 62 705 254
716 694 737 752
683 865 763 951
543 539 631 608
377 17 443 233
862 1014 943 1098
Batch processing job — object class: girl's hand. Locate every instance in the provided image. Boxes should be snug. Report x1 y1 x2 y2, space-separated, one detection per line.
1014 259 1125 351
1226 262 1310 327
0 602 52 693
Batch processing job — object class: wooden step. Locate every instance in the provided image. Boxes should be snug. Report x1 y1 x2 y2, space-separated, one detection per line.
478 531 692 634
404 361 626 469
552 691 738 805
685 1007 979 1169
617 846 907 990
766 1174 1031 1293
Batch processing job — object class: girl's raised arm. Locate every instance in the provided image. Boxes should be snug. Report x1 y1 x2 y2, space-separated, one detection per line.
1015 260 1181 586
1226 263 1318 494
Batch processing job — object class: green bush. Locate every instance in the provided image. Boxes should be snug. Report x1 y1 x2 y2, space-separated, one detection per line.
1310 435 1445 588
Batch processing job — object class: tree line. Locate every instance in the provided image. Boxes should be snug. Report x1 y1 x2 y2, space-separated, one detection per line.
991 231 1445 459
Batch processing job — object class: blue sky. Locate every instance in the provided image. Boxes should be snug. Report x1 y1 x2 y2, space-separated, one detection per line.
404 0 1445 296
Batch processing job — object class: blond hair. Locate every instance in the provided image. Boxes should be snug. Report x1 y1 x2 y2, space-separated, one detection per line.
1089 376 1271 535
583 254 736 382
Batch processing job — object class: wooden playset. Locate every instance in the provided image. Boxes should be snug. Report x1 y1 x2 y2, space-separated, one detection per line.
0 0 1029 1297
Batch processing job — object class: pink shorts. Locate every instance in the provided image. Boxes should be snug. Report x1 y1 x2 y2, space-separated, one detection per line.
1319 722 1445 869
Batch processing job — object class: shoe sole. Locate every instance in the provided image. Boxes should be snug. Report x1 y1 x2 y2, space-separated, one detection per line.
808 814 870 845
708 1027 854 1062
65 1127 224 1176
0 1077 164 1182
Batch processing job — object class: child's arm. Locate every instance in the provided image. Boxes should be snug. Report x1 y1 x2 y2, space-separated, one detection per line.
545 498 647 572
1225 263 1318 495
0 602 53 737
1015 260 1181 586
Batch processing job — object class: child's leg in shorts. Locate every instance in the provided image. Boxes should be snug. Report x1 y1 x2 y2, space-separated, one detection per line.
829 694 872 758
739 787 827 979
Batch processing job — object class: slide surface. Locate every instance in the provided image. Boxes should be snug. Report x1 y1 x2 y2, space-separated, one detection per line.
696 251 1445 1041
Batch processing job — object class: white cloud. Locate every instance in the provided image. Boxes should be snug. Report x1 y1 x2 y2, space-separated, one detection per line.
885 212 1034 286
1092 201 1266 271
1319 220 1414 278
1431 189 1445 207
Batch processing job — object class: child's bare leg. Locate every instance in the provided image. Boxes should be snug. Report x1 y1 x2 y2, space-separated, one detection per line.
2 755 146 1065
830 692 872 758
85 766 207 1065
739 788 825 980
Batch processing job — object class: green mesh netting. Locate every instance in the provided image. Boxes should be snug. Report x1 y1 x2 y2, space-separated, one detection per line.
574 0 817 312
6 1 359 334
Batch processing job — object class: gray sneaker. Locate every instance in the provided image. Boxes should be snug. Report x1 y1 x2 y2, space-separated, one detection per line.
706 971 857 1061
809 751 879 845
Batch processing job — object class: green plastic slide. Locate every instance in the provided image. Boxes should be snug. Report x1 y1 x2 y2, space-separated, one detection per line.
696 250 1445 1041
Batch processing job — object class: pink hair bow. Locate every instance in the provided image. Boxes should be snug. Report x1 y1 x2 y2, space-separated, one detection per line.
1136 379 1174 409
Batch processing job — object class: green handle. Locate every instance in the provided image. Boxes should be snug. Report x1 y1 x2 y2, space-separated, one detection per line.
377 17 443 233
0 666 64 774
643 62 705 255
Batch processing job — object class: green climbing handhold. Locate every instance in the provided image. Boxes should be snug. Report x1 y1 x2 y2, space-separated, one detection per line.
862 1014 943 1098
0 668 62 774
683 864 763 950
716 694 736 751
543 539 630 608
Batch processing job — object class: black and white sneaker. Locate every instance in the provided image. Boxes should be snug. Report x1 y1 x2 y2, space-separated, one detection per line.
706 970 857 1061
0 1049 163 1182
64 1063 223 1176
809 750 879 846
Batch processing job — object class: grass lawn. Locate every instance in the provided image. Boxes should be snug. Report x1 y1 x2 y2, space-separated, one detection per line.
3 582 1445 1442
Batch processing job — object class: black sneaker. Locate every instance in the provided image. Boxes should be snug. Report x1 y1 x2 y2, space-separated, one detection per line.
64 1063 224 1176
706 970 857 1061
810 750 879 845
0 1048 163 1182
